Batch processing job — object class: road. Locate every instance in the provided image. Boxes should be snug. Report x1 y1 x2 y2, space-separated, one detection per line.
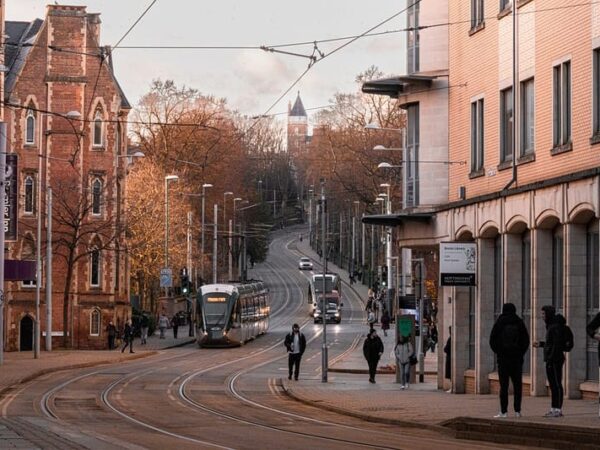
0 230 530 449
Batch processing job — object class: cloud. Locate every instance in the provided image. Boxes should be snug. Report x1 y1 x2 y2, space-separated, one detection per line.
234 50 295 102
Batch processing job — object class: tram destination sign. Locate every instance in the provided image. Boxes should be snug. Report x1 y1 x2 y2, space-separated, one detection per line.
439 242 477 286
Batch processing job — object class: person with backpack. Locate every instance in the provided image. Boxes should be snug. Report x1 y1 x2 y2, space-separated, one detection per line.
533 305 574 418
489 303 530 418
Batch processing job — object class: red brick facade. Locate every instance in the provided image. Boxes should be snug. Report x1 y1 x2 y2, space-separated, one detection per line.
2 5 130 351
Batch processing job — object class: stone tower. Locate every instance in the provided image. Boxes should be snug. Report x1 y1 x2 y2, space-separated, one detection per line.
287 92 308 156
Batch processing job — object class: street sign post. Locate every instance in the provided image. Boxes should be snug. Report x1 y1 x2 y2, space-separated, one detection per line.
160 268 173 288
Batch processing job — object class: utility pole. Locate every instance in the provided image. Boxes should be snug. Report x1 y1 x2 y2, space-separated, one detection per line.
361 215 365 272
228 219 233 281
308 190 313 246
415 258 425 383
213 204 218 284
187 211 192 281
0 123 6 365
45 188 53 351
321 179 328 383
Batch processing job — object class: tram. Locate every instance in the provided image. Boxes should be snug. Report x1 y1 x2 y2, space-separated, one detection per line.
196 281 270 347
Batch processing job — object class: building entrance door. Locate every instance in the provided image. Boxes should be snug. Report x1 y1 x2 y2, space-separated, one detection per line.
20 316 33 351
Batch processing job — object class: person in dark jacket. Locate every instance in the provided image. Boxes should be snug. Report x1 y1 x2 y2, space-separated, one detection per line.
443 327 452 391
489 303 530 418
106 320 116 350
586 312 600 366
380 309 391 337
121 319 135 353
284 323 306 380
171 314 179 339
363 328 384 383
533 305 570 417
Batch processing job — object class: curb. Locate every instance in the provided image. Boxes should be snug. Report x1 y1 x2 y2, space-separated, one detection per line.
279 378 451 434
0 339 195 401
329 367 437 375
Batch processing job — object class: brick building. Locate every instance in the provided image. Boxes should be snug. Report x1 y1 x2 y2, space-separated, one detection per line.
287 92 309 156
1 4 131 351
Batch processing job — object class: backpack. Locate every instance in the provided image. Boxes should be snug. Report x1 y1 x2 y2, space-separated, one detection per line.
500 322 521 355
561 325 574 352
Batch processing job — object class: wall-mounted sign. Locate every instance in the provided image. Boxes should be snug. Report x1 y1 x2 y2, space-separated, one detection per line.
439 242 476 286
4 154 17 242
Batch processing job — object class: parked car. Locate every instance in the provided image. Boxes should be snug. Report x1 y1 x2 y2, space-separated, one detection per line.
298 257 313 270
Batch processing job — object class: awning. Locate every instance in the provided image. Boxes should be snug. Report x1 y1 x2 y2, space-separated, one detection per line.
361 74 437 98
361 212 434 227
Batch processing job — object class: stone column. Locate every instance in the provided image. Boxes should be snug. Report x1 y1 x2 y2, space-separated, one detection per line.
505 233 523 311
476 237 495 393
452 286 471 394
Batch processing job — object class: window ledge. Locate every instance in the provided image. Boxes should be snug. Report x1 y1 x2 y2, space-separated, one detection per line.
469 22 485 36
469 168 485 179
497 160 513 171
550 142 573 156
518 152 536 165
590 134 600 145
497 8 511 20
24 143 37 148
92 146 105 151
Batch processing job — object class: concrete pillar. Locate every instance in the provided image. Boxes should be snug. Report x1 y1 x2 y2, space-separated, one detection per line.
532 227 552 396
565 222 586 399
452 286 471 394
476 237 495 393
505 233 523 312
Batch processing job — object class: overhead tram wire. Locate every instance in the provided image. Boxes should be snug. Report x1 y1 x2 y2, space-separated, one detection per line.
112 0 160 51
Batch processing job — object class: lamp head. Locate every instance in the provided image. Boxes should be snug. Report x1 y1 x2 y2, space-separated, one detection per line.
365 123 380 130
65 110 82 120
202 183 213 188
380 183 391 188
377 162 392 169
234 197 242 202
373 145 387 151
224 191 233 196
165 175 179 181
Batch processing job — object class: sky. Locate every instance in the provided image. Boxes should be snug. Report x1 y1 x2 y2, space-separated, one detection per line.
7 1 407 121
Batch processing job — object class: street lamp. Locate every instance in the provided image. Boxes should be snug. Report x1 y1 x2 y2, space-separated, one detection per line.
232 198 242 280
223 191 233 281
379 183 393 314
223 191 233 228
378 162 402 169
200 183 213 282
164 175 179 296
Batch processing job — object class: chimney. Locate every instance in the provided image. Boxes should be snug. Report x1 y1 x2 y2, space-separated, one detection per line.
87 13 101 44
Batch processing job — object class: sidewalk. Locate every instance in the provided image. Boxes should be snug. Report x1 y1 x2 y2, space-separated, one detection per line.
291 233 600 448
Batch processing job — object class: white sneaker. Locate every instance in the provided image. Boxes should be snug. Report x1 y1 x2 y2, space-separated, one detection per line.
400 385 405 390
405 384 409 389
494 412 507 418
515 412 522 418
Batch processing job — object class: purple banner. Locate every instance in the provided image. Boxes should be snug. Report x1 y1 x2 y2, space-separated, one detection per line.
4 154 17 241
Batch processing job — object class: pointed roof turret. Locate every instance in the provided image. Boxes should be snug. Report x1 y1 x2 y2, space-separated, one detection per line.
289 91 307 117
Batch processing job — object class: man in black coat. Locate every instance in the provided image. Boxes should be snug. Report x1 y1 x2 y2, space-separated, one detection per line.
489 303 530 418
363 328 384 383
284 324 306 380
121 319 135 354
587 312 600 366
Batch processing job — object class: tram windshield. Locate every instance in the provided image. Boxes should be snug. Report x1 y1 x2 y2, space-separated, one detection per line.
203 293 230 327
313 277 335 293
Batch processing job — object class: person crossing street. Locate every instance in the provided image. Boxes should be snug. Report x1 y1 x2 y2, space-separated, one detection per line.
284 324 306 381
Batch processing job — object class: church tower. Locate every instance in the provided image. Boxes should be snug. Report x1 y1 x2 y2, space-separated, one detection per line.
287 92 308 156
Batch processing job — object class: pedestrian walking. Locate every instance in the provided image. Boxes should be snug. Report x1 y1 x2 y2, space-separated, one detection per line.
429 323 438 353
489 303 530 418
171 314 179 339
444 327 452 392
106 320 116 350
380 309 391 337
349 271 356 285
363 328 384 383
367 309 376 330
121 319 135 353
284 323 306 380
395 335 414 389
533 305 574 418
158 313 169 339
140 314 149 345
366 297 374 312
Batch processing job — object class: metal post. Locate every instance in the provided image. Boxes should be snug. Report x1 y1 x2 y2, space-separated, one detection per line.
242 230 247 282
228 219 233 281
187 211 192 280
45 188 53 351
273 189 276 217
352 215 356 274
361 216 365 273
416 258 425 383
164 178 169 269
386 187 393 313
339 213 343 268
213 204 218 284
0 122 6 364
201 188 206 280
321 180 328 382
308 193 312 246
370 225 375 288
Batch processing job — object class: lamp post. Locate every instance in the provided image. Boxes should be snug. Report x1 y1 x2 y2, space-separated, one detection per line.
232 197 242 280
380 183 392 314
164 175 179 296
200 183 213 282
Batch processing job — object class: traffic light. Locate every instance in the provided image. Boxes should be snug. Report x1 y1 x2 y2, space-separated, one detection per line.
180 267 190 296
381 265 388 286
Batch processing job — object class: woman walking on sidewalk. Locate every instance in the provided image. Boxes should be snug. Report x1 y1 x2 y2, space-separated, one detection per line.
363 329 384 383
380 309 390 337
395 335 414 389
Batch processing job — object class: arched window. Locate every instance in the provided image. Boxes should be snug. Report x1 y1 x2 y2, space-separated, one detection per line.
24 175 34 214
90 243 101 287
25 109 35 145
90 308 101 336
22 233 36 287
93 110 103 147
92 178 102 215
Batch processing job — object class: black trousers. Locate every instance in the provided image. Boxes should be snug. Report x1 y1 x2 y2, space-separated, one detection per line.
497 359 523 414
173 326 178 339
121 338 133 353
288 353 302 379
367 358 379 380
546 359 564 409
108 335 115 350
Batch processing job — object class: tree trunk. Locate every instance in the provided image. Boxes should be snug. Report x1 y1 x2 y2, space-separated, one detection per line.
62 249 75 348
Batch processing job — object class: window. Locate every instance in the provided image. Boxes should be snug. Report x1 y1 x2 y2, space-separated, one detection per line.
471 0 484 29
521 230 531 373
407 1 420 74
90 308 101 336
405 103 419 208
586 223 599 381
553 61 571 148
593 49 600 137
552 226 564 312
92 178 102 215
470 98 484 173
500 87 513 163
499 0 511 12
520 79 535 156
93 110 103 147
24 176 34 214
25 109 35 145
21 234 36 287
90 245 101 287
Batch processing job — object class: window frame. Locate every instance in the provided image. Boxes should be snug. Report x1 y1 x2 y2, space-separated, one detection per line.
500 87 514 163
471 0 485 30
553 61 572 149
21 233 37 288
90 308 101 336
499 0 511 12
24 175 35 215
593 49 600 139
520 78 535 156
25 109 36 145
93 110 104 148
470 98 484 174
407 1 420 74
405 103 420 208
91 178 102 216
